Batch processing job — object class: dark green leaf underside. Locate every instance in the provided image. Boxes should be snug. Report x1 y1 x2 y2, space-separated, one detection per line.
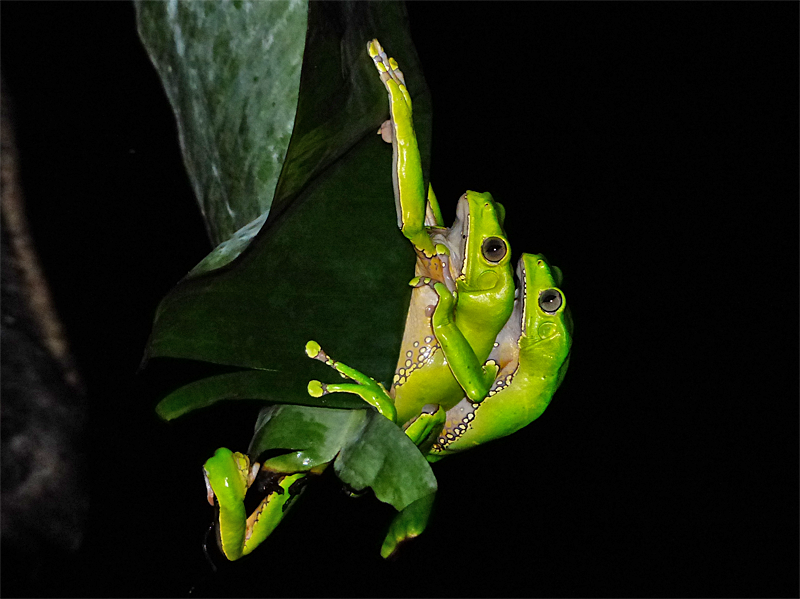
143 2 432 416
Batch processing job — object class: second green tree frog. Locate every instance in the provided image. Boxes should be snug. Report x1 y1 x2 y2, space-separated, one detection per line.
427 252 572 461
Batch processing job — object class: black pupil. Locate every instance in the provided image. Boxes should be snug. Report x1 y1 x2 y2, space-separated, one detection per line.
539 289 562 313
482 237 507 262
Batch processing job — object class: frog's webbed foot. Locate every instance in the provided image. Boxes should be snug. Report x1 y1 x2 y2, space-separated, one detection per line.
305 340 397 422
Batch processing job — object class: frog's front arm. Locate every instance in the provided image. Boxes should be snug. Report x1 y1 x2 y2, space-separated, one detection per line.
368 39 438 256
418 278 499 403
306 342 444 559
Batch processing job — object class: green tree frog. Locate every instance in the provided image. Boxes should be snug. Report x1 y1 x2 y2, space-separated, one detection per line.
310 252 572 460
427 252 572 461
202 448 308 561
306 40 516 431
201 40 572 563
310 252 572 556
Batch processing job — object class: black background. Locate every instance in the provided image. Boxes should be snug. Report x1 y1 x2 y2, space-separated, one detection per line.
2 2 797 597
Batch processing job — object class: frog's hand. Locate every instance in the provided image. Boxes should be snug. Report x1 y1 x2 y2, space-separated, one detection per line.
203 448 307 561
367 39 434 257
381 492 436 559
305 340 397 422
425 281 497 402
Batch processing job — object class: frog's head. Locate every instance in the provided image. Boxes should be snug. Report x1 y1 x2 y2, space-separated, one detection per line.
518 253 572 366
445 191 512 291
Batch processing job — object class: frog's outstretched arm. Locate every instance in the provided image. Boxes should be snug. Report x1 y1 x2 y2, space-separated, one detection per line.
203 448 306 560
368 39 437 256
305 341 446 448
305 341 397 422
305 342 442 560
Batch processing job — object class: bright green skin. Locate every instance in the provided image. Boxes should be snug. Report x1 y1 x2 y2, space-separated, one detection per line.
310 253 571 458
306 253 571 554
366 39 515 426
203 40 550 563
428 253 572 461
202 448 307 561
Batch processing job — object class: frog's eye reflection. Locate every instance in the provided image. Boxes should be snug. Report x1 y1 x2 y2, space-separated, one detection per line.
481 237 507 263
539 289 562 313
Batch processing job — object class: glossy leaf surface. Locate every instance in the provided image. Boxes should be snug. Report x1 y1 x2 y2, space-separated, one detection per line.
143 1 432 417
136 0 308 247
249 405 437 511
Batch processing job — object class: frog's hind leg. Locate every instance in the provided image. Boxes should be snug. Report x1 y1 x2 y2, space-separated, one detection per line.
203 448 308 560
367 39 433 257
240 470 308 557
305 341 397 422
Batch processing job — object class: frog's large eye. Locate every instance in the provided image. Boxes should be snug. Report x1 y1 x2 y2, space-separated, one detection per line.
481 237 507 263
539 289 562 314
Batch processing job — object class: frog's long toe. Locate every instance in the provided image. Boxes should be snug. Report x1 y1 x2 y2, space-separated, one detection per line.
368 38 405 86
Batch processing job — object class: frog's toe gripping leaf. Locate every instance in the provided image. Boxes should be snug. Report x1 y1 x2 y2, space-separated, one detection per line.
248 405 437 538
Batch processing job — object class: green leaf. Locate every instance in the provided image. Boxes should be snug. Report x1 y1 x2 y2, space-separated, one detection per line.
142 2 432 416
135 0 308 247
333 410 437 511
249 405 437 512
154 370 368 421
